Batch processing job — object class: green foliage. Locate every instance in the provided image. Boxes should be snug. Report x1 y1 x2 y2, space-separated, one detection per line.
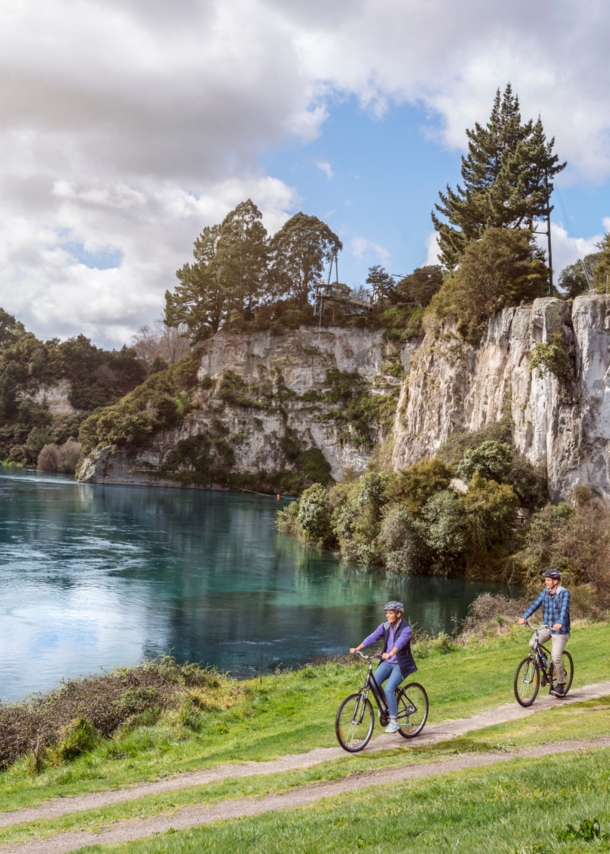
379 504 429 575
437 415 514 468
395 265 444 307
558 253 599 298
432 84 565 269
297 484 334 546
592 231 610 292
420 490 468 568
428 227 549 339
557 818 606 842
530 333 571 379
46 717 100 764
458 440 512 483
386 458 455 514
271 212 343 308
330 472 390 566
460 472 519 561
79 358 199 453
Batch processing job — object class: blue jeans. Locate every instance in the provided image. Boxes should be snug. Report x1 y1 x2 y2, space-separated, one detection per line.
372 661 403 718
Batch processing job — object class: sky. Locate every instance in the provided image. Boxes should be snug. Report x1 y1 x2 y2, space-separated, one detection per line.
0 0 609 348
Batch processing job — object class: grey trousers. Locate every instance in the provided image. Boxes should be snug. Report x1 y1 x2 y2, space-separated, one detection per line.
530 629 570 684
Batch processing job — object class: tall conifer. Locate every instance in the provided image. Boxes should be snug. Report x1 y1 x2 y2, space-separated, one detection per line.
432 85 565 269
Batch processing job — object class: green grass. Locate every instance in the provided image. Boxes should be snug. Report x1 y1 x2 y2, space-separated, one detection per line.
74 748 610 853
1 693 609 850
1 622 609 816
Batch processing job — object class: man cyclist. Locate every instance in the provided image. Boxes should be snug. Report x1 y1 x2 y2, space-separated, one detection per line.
519 569 571 697
350 601 417 733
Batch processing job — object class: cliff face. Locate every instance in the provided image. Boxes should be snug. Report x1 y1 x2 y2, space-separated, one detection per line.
79 328 413 489
393 295 610 500
79 295 610 500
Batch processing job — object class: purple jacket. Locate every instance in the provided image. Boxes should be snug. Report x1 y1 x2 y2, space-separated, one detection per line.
361 619 417 678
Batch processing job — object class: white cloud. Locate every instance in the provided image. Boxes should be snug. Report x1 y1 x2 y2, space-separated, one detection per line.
315 159 334 180
351 236 389 264
424 231 441 267
0 0 609 343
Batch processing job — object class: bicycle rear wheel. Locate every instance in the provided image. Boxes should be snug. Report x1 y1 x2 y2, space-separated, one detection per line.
514 656 540 706
549 650 574 695
396 682 429 738
335 693 374 753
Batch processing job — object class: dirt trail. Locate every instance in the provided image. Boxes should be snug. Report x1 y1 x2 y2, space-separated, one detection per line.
0 681 608 852
3 735 610 854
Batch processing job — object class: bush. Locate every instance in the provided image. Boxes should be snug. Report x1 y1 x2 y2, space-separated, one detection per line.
420 490 467 573
458 441 513 483
38 439 82 474
437 415 513 468
379 504 429 575
0 656 223 771
426 227 548 339
530 334 571 380
386 458 454 515
297 484 334 547
276 500 301 537
514 499 610 607
46 717 100 764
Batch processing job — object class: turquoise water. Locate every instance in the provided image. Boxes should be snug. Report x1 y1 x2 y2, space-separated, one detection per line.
0 469 517 702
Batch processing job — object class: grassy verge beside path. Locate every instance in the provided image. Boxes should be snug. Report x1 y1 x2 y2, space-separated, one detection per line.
0 694 609 850
73 748 610 854
1 622 609 815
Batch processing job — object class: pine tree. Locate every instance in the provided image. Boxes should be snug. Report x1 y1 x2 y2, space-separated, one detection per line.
593 233 610 293
432 85 566 269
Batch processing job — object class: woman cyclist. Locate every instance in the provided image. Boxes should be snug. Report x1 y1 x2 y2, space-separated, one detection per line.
350 601 417 733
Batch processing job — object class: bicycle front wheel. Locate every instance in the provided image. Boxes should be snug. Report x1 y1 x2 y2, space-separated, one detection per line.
335 693 374 753
396 682 429 738
550 650 574 695
514 656 540 706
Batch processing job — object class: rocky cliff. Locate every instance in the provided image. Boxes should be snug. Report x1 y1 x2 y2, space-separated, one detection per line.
79 295 610 501
393 294 610 500
79 327 414 490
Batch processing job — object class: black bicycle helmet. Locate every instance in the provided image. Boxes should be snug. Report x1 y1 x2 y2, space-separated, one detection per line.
384 600 404 612
542 569 561 579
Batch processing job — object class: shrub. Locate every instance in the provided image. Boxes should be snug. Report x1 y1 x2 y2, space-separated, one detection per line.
38 439 82 474
426 227 548 339
437 415 513 468
420 490 467 573
458 441 512 483
379 505 429 575
386 458 454 515
46 717 100 764
275 500 301 537
530 334 571 380
297 484 334 547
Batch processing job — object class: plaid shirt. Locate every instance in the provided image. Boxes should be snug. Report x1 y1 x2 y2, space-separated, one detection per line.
522 585 571 635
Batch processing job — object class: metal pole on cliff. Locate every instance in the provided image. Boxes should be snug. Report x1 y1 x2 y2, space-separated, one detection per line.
546 170 554 296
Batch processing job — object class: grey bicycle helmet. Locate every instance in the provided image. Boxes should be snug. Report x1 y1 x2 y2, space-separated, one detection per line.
542 569 561 579
384 600 404 612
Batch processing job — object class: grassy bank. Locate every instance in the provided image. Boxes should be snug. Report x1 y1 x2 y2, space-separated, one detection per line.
74 747 610 854
1 620 610 816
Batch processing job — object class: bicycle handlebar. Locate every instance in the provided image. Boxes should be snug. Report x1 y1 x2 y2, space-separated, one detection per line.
521 620 550 631
352 651 383 661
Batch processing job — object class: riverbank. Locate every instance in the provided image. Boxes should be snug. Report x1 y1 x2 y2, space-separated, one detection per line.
0 619 609 852
1 618 609 806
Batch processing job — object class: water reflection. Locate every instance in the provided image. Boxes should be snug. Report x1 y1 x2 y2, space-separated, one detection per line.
0 469 519 701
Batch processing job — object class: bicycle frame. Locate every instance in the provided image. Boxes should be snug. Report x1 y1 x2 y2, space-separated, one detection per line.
354 652 391 720
524 620 552 683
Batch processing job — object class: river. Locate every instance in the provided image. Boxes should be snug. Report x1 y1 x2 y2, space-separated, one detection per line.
0 469 518 702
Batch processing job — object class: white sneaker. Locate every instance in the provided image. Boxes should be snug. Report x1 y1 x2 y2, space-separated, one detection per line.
385 720 401 733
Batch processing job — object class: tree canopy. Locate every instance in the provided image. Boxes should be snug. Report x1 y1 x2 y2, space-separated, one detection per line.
432 84 565 270
269 212 343 308
165 203 343 340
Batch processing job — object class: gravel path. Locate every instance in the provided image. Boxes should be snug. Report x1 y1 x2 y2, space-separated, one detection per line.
3 735 610 854
0 681 608 853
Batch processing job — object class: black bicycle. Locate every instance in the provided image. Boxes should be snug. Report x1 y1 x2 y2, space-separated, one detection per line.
514 620 574 707
335 652 429 753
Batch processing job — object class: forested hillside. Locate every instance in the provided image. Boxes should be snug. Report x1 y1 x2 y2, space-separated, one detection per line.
0 308 146 469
